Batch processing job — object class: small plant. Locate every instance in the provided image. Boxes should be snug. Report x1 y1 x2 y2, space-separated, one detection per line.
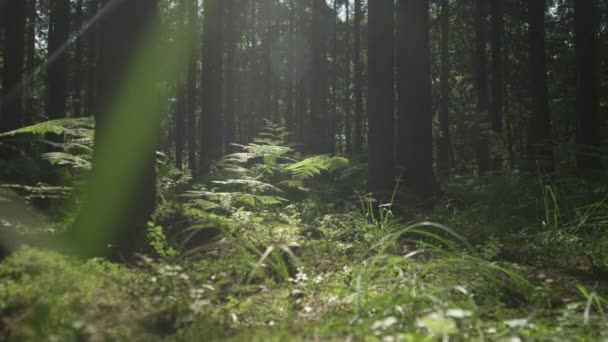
147 222 178 259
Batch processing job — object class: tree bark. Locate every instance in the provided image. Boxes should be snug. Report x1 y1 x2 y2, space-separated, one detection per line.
46 0 70 120
490 0 504 169
24 0 38 125
397 0 437 198
526 0 553 165
353 0 364 153
0 0 26 132
309 0 331 154
200 0 225 174
437 0 450 172
367 0 395 195
186 0 199 173
72 0 85 117
473 0 491 175
294 0 309 147
575 0 602 169
344 0 352 153
81 0 160 259
84 0 99 117
223 0 238 151
286 0 296 135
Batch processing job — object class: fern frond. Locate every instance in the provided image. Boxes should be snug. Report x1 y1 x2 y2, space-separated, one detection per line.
285 155 350 181
0 117 94 138
42 152 92 170
212 178 282 194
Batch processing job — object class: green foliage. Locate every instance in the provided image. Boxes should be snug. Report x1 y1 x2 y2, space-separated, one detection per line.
186 122 350 213
147 222 178 259
0 117 94 139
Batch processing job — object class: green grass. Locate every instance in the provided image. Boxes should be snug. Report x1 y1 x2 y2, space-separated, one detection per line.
2 123 608 340
2 180 608 341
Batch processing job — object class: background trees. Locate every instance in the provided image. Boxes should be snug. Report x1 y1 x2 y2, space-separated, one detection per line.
0 0 606 206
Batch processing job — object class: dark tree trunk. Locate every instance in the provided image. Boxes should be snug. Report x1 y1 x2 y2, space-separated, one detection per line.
175 87 186 169
367 0 395 195
285 0 296 134
25 0 38 124
199 0 224 174
72 0 85 117
261 0 272 123
294 0 309 146
243 0 258 142
186 0 198 173
437 0 450 172
473 0 491 175
331 0 338 152
46 0 70 120
344 0 352 153
527 0 553 165
490 0 504 169
575 0 602 169
397 0 437 198
0 0 26 133
77 0 160 259
353 0 364 153
223 0 238 151
84 0 99 117
309 0 331 154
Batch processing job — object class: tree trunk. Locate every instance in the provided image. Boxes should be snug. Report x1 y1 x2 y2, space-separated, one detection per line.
261 0 272 123
84 0 99 117
0 0 26 132
344 0 352 153
331 0 338 153
174 1 187 171
437 0 450 172
397 0 437 198
286 0 296 135
200 0 224 174
24 0 38 125
527 0 553 165
353 0 364 153
309 0 331 154
473 0 491 175
75 0 160 259
490 0 504 169
294 0 309 146
223 0 238 151
186 0 199 173
46 0 70 120
575 0 602 169
72 0 85 117
367 0 395 195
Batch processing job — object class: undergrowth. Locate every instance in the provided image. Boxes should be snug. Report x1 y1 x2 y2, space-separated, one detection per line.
1 120 607 341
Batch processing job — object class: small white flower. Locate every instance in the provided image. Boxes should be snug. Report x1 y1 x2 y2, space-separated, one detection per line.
371 316 398 330
446 309 473 318
189 299 210 314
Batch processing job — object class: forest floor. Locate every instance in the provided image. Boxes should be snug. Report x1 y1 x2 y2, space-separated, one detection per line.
1 171 608 341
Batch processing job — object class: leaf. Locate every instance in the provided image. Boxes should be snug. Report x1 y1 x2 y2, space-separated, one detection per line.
286 155 350 181
42 152 92 170
0 117 94 138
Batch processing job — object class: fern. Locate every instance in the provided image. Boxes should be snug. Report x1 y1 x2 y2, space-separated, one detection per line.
42 152 92 170
212 178 283 194
182 122 350 213
0 117 94 139
182 188 287 210
286 155 350 183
